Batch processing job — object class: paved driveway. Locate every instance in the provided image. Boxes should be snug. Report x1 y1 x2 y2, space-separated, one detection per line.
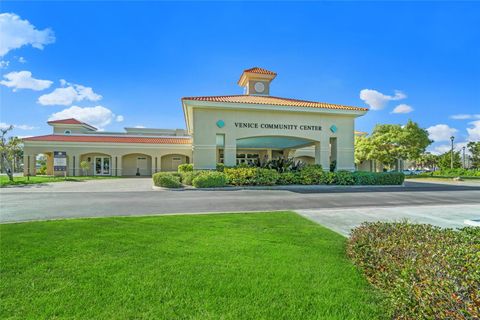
1 178 480 225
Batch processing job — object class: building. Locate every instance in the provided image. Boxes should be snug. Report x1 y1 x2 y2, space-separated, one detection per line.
23 67 368 176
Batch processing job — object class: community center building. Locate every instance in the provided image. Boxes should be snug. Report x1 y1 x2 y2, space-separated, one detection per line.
23 67 368 176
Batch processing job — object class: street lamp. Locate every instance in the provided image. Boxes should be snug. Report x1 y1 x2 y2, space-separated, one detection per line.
462 146 466 169
450 136 455 169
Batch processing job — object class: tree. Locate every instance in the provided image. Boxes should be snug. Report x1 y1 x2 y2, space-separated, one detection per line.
80 160 90 176
354 120 432 170
416 152 438 170
467 141 480 168
8 136 23 172
0 126 14 181
437 150 461 170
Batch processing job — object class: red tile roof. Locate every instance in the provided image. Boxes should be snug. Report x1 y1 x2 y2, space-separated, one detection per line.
23 135 192 145
182 95 367 111
243 67 277 76
47 118 97 130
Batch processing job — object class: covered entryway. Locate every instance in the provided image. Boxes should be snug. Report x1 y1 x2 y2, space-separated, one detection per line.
122 153 152 176
161 154 189 172
80 153 112 176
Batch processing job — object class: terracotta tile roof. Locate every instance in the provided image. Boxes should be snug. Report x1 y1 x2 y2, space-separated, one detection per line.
23 135 192 145
47 118 97 130
243 67 277 76
182 95 367 111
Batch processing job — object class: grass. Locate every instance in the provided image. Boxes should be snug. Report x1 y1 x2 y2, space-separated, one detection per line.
405 175 480 181
0 175 119 187
0 212 385 319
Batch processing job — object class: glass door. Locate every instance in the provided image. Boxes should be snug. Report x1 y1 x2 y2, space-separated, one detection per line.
94 157 111 176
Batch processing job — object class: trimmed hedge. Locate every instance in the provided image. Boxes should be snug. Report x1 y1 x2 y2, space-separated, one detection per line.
224 167 279 186
177 164 193 173
180 171 202 186
347 222 480 319
192 171 228 188
153 172 182 188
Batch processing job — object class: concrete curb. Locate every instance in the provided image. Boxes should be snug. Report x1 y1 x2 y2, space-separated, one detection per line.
152 183 406 192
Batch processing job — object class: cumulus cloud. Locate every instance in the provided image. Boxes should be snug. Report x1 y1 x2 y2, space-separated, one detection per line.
0 122 36 130
134 125 146 128
392 104 413 114
426 124 458 142
359 89 406 110
450 114 480 120
38 80 102 106
0 70 52 91
18 56 26 63
115 115 124 122
467 120 480 141
0 60 9 68
428 141 470 155
48 105 119 129
0 13 55 57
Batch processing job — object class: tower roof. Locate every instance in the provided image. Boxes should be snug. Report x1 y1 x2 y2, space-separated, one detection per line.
238 67 277 86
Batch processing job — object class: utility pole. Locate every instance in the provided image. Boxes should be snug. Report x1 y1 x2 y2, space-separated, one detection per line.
450 136 455 169
462 146 466 169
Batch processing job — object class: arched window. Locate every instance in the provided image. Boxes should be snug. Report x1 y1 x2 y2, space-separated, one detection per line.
64 130 71 135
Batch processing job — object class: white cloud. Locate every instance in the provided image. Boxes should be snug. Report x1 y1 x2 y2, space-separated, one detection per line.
0 13 55 57
0 70 52 91
134 125 146 128
426 124 458 142
428 141 469 155
0 122 36 130
450 114 480 120
18 56 26 63
0 60 9 68
48 105 117 129
392 104 413 114
359 89 406 110
115 115 124 122
467 120 480 141
38 81 102 106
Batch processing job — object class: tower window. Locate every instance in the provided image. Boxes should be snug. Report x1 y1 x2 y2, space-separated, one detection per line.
64 130 71 134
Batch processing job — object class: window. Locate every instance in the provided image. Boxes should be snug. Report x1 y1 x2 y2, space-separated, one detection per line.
172 157 181 161
64 130 71 134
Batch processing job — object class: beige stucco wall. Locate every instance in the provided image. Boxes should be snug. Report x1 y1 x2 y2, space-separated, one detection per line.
191 107 356 171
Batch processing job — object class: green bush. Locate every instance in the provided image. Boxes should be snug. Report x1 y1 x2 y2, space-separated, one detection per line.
224 167 279 186
152 172 182 188
192 171 228 188
177 164 193 173
216 163 225 172
181 171 202 186
432 168 480 177
347 222 480 319
277 172 302 185
299 165 324 185
334 170 355 185
352 171 404 185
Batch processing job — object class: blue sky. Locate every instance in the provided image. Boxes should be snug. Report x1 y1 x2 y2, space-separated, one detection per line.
1 1 479 154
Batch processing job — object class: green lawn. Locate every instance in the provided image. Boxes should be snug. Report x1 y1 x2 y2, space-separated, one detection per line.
0 175 118 187
0 212 385 319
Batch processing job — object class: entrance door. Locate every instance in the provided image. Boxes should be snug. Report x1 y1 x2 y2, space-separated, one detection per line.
95 157 111 176
171 157 183 171
136 157 148 176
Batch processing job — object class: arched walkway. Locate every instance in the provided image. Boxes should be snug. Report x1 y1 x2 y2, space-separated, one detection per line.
122 153 152 176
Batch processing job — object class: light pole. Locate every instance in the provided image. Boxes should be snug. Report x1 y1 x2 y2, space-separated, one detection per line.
462 146 466 169
450 136 455 169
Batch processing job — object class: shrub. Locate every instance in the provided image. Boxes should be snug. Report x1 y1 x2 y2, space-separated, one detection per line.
299 165 324 185
192 171 228 188
216 163 225 172
181 171 202 186
352 171 404 185
152 172 182 188
224 167 279 186
277 172 302 185
177 164 193 173
334 170 355 185
347 222 480 319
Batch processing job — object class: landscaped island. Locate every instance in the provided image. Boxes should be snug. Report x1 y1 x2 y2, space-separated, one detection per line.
153 163 405 188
